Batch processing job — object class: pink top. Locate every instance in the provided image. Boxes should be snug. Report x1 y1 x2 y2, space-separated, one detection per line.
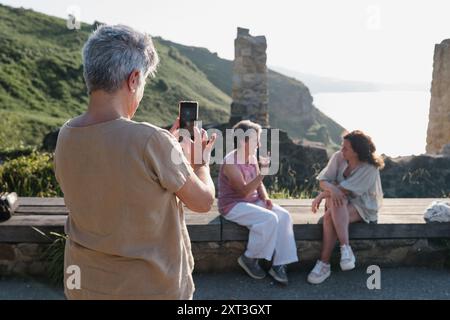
218 150 261 215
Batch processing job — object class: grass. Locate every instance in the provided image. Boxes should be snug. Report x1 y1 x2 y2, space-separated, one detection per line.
0 4 231 150
0 4 344 152
32 228 67 285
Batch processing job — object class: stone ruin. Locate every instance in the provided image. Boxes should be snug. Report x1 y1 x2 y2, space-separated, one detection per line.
229 27 269 127
426 39 450 156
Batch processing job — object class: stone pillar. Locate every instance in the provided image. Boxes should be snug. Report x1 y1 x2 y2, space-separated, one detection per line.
426 39 450 155
229 27 269 127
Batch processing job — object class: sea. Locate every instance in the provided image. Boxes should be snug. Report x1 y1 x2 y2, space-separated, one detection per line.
312 90 431 157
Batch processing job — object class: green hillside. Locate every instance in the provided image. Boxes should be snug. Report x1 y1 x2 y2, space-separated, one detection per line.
0 4 230 150
0 4 344 152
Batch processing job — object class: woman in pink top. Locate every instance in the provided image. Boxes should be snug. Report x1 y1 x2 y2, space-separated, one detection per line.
218 120 298 285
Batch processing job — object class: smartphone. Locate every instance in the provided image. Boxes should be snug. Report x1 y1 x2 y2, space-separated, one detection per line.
179 101 199 139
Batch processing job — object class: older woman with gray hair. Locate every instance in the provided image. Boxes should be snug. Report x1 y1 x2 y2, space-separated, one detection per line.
54 24 216 299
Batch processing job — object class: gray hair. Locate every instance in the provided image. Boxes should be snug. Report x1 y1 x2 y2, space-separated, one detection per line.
232 120 262 146
232 120 262 134
82 24 159 94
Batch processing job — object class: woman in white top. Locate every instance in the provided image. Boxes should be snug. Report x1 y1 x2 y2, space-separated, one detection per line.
307 130 384 284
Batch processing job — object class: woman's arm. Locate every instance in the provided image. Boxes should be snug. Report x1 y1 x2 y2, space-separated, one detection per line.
254 161 269 200
311 190 331 213
174 126 216 213
338 185 352 196
223 164 264 198
176 164 215 213
257 183 269 200
319 180 347 207
257 183 274 210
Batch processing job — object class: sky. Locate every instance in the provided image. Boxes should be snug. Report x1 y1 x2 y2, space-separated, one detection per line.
2 0 450 85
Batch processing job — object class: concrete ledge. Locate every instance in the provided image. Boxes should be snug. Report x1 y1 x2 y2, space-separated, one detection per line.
1 198 450 276
2 198 450 243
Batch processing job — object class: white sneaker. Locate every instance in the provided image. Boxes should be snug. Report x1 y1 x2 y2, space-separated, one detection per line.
340 244 356 271
307 260 331 284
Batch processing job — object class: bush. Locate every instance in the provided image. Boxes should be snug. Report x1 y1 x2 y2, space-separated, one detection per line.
0 151 62 197
155 79 169 92
0 145 36 161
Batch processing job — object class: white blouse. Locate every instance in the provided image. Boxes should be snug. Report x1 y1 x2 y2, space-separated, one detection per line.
316 151 383 223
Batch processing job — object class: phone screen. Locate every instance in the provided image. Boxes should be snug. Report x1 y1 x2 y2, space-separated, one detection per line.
179 101 198 138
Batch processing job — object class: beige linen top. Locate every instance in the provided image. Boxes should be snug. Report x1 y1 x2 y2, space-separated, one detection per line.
54 116 195 299
316 151 383 223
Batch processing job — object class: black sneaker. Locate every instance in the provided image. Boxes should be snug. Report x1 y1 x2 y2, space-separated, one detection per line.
237 255 266 280
269 265 288 285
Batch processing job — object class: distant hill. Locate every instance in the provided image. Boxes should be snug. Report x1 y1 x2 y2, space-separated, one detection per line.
162 40 345 149
271 66 429 94
0 4 344 151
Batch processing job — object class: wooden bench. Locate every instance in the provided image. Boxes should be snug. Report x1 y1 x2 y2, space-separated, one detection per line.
1 198 450 244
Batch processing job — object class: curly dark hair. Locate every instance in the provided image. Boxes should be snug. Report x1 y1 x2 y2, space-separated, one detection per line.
343 130 384 169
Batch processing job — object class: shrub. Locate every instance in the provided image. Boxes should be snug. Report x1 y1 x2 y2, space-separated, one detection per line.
155 79 169 92
0 151 62 197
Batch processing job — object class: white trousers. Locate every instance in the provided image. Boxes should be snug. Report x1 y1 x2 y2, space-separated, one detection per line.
224 200 299 266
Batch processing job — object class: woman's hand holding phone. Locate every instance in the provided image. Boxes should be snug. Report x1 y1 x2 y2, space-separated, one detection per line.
169 117 180 138
171 118 216 168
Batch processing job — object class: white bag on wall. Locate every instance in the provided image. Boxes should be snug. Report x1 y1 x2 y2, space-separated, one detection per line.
424 201 450 223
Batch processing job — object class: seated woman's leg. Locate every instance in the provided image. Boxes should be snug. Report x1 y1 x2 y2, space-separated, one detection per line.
308 208 335 284
224 202 279 261
327 202 362 247
348 204 363 223
329 202 362 271
308 203 362 284
267 204 298 266
320 210 337 264
329 199 351 246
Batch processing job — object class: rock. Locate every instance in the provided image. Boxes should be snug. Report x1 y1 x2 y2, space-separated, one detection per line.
426 39 450 155
222 241 245 251
373 239 417 248
351 240 375 251
42 129 59 152
441 143 450 157
17 243 43 257
12 261 27 275
230 27 269 127
0 244 15 260
0 263 13 274
380 154 450 197
207 242 220 249
27 261 47 275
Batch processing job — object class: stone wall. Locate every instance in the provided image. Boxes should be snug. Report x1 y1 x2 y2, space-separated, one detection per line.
193 239 450 272
1 240 448 279
426 39 450 155
230 27 269 127
0 243 50 276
